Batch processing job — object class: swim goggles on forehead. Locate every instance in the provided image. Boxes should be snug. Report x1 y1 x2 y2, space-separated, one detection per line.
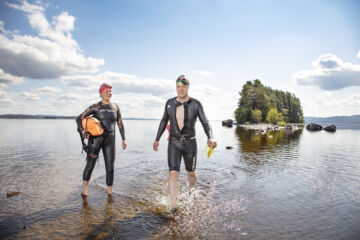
99 83 112 94
176 76 189 86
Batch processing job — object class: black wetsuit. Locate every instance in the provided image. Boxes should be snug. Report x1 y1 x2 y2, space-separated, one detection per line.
155 97 212 172
76 101 125 186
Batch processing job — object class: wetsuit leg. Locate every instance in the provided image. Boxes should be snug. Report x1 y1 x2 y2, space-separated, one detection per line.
83 136 104 181
102 132 116 186
168 139 182 172
183 139 197 172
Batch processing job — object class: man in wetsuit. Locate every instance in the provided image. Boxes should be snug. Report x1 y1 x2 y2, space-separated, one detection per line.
76 83 127 197
153 75 217 210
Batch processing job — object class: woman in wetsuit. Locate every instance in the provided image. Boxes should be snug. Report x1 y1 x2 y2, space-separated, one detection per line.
76 83 127 198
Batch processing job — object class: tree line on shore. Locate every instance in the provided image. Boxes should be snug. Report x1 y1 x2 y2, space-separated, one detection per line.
235 79 304 125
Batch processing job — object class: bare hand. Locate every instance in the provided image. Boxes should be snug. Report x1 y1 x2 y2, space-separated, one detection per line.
207 139 217 148
153 141 160 151
122 140 127 150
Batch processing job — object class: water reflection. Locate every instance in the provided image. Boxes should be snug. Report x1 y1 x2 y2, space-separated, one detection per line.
233 127 304 176
2 120 360 240
235 127 303 153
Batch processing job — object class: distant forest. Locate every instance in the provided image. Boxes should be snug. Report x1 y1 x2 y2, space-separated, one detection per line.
305 115 360 124
0 114 159 121
235 80 304 124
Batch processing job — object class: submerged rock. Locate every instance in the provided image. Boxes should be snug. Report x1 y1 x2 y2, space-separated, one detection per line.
226 146 233 149
324 124 336 132
7 192 21 197
306 123 323 131
222 119 233 127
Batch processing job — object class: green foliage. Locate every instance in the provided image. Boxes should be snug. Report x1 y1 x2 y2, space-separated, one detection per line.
235 80 304 123
251 109 262 123
266 108 282 124
234 107 249 123
277 121 286 127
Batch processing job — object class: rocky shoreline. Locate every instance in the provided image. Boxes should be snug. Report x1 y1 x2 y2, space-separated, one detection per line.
222 119 336 133
222 119 304 133
237 123 304 133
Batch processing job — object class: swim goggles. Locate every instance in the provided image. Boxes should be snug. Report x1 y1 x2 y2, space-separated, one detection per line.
99 83 112 94
176 75 189 86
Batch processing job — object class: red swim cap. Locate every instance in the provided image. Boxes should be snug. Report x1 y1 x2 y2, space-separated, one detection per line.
99 83 112 94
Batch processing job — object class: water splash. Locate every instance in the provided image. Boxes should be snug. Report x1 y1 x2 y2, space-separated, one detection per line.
150 181 250 239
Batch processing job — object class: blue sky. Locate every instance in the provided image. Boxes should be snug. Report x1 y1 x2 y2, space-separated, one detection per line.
0 0 359 119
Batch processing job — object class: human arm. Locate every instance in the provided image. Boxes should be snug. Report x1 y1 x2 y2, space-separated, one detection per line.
76 103 98 138
75 103 98 151
197 101 217 148
153 102 169 151
115 103 127 150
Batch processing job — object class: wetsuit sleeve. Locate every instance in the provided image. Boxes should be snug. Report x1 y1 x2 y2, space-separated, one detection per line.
197 101 213 139
155 102 169 141
115 103 126 140
76 104 97 132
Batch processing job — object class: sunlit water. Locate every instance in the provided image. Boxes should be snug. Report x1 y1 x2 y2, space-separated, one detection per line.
0 119 359 239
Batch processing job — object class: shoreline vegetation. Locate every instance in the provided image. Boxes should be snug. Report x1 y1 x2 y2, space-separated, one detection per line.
237 122 304 131
0 114 359 124
234 80 304 125
223 119 305 133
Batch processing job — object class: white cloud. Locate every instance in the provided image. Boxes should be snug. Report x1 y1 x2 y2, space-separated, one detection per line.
53 12 75 32
0 90 9 98
0 68 24 86
293 53 360 90
61 70 236 119
192 70 214 77
57 93 83 102
0 21 5 33
5 0 44 13
0 89 16 106
192 84 221 95
0 98 14 106
20 91 41 101
62 71 174 95
32 86 62 95
110 93 167 118
303 92 360 117
0 0 104 80
341 94 360 107
357 50 360 58
312 54 342 69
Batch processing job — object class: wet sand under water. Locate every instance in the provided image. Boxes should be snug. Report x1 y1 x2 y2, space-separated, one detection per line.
1 120 360 239
4 170 248 240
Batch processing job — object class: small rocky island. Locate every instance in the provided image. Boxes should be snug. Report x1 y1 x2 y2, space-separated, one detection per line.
229 79 304 133
222 120 303 134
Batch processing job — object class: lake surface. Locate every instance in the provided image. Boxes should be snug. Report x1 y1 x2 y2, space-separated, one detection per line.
0 119 359 239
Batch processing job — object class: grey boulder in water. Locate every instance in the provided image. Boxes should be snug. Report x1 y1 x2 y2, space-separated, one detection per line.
324 124 336 132
306 123 323 131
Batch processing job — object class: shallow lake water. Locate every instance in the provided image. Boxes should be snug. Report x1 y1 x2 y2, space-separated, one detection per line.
0 119 359 239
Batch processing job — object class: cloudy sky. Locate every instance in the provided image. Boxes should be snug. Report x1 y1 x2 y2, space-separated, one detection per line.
0 0 359 119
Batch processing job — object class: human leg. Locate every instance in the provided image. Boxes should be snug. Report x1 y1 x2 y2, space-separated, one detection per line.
82 136 103 196
103 133 116 195
168 139 182 208
184 139 197 190
186 170 197 190
168 170 180 208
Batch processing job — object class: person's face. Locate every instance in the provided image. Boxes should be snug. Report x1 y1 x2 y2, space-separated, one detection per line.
101 88 112 101
176 84 189 98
